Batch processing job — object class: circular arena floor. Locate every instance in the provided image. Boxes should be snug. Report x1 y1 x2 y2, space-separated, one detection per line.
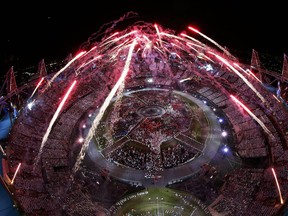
84 88 223 187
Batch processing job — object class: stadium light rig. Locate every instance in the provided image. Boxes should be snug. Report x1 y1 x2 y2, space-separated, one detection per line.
222 145 229 154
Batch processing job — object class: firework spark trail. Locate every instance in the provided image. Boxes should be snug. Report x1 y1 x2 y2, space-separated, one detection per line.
188 26 232 57
102 32 119 44
233 63 262 83
141 34 154 55
11 163 21 184
141 42 152 58
99 31 137 48
75 55 102 75
186 41 206 49
109 82 125 136
142 34 160 56
185 43 215 62
160 32 200 46
230 95 273 137
273 94 281 102
185 43 203 58
45 51 85 89
83 46 97 56
0 145 5 154
210 52 267 104
110 39 130 53
246 69 263 83
109 39 133 60
163 32 208 58
29 77 45 100
271 167 284 204
73 39 137 173
171 41 190 55
34 80 77 168
154 24 163 48
153 46 165 55
180 33 207 48
142 35 151 43
107 40 131 131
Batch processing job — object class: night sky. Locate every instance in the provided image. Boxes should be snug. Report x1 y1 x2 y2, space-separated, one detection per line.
1 1 287 77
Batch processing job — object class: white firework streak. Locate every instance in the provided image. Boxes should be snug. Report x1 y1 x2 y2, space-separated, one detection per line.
271 167 284 205
230 95 273 138
188 26 232 57
210 51 267 104
73 39 137 173
46 51 86 89
34 80 77 168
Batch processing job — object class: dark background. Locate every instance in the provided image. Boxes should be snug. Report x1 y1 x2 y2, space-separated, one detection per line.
1 1 287 76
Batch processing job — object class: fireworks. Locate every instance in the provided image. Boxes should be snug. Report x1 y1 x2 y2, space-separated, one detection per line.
34 80 77 168
11 163 21 185
271 167 284 205
4 16 288 216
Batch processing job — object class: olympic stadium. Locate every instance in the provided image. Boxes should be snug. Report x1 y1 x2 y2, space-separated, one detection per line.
0 18 288 216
